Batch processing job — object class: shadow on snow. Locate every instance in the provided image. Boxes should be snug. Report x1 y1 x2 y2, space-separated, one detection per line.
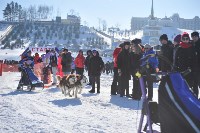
50 98 82 107
109 95 142 110
46 87 60 93
0 90 38 96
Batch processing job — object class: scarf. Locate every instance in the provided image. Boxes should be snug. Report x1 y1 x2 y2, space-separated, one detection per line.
179 42 192 48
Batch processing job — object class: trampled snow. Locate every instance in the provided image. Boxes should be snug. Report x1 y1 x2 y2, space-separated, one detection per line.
0 49 160 133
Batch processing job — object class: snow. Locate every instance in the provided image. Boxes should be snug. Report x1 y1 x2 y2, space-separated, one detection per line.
0 49 23 61
0 24 11 37
0 49 160 133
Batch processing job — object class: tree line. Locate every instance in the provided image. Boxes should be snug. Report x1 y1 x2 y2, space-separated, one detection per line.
3 1 53 22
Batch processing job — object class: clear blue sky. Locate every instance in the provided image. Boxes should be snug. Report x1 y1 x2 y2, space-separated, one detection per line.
1 0 200 29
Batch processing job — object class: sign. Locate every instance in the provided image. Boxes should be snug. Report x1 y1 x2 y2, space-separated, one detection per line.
29 47 55 53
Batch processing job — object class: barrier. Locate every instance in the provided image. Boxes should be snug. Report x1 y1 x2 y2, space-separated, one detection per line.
2 64 19 72
0 64 2 76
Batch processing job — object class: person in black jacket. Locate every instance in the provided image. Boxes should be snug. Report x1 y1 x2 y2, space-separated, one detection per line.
175 32 198 97
117 41 131 97
88 50 104 93
191 31 200 97
61 48 72 75
130 39 143 100
49 49 58 85
159 34 173 72
173 34 181 70
85 50 93 85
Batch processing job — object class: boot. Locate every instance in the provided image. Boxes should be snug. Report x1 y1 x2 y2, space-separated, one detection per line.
97 89 100 93
89 89 95 93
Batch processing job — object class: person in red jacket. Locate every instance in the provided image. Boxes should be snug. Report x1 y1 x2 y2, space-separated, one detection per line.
110 43 123 95
33 53 43 80
75 50 85 77
56 51 63 77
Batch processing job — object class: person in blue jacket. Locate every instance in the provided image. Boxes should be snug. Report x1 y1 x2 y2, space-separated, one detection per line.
19 50 34 68
17 50 34 90
141 44 159 101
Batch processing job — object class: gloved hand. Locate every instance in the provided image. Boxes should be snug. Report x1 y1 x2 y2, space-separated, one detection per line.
118 69 122 76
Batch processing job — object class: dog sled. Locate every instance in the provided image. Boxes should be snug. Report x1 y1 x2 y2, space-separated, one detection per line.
137 54 200 133
17 66 44 91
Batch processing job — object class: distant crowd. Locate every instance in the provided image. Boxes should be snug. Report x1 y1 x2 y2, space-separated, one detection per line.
0 59 19 65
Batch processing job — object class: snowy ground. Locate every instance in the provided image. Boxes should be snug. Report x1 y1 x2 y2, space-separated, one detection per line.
0 72 160 133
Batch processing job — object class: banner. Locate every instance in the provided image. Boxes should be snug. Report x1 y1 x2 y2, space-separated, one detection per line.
29 47 55 53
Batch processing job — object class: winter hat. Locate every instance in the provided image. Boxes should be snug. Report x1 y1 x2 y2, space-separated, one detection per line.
131 38 142 45
63 48 68 52
159 34 168 41
123 41 130 46
181 32 190 39
92 50 97 53
191 31 199 37
144 44 152 49
119 43 124 48
87 50 92 55
174 34 181 43
79 50 83 53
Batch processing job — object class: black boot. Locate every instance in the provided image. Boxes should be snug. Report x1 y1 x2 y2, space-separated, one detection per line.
89 89 95 93
17 86 21 90
97 89 100 93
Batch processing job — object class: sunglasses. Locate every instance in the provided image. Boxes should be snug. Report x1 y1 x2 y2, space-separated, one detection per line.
182 37 189 41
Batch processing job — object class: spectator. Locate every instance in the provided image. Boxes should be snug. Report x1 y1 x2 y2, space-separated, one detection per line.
141 44 159 101
49 49 58 85
33 53 43 80
130 39 143 100
61 48 72 75
75 50 85 77
175 32 198 97
191 31 200 97
88 50 104 93
173 34 181 70
159 34 173 72
111 43 123 95
117 41 131 97
105 61 111 74
85 50 93 85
